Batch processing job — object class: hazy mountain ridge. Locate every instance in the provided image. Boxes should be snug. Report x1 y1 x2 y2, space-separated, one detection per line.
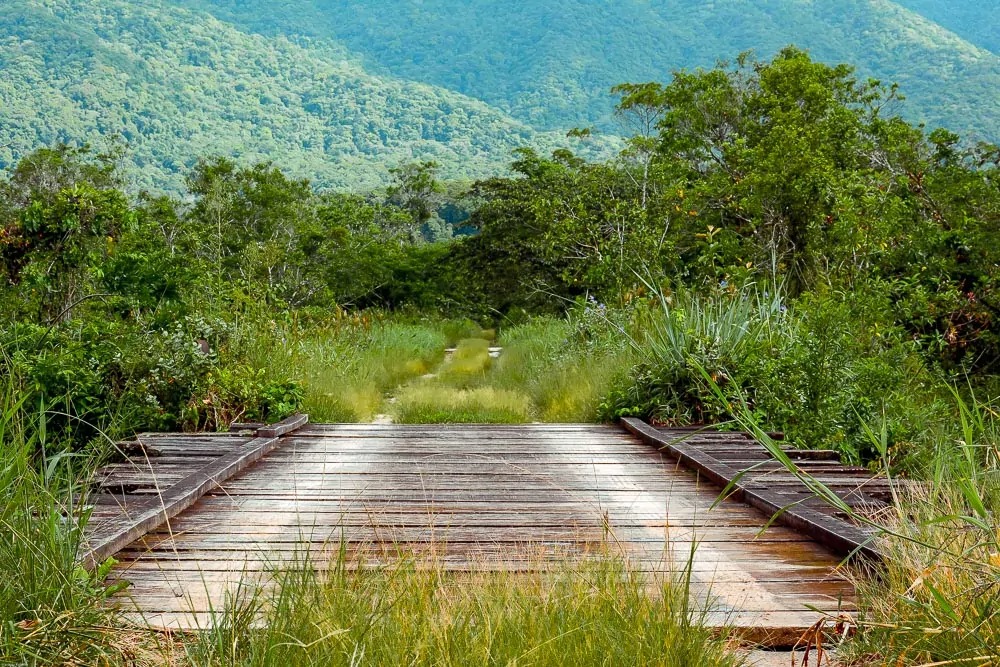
894 0 1000 54
1 0 998 195
0 0 606 193
176 0 1000 140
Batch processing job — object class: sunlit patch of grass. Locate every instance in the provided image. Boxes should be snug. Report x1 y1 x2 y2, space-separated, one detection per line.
186 553 745 667
536 358 627 422
392 385 532 424
437 338 492 388
490 318 632 422
305 381 383 422
285 322 447 422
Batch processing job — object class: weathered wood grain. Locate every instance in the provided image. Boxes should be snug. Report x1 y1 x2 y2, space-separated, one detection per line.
98 421 863 648
81 415 309 568
621 418 884 561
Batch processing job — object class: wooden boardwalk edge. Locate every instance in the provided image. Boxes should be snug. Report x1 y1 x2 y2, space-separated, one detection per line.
620 418 882 563
79 413 309 569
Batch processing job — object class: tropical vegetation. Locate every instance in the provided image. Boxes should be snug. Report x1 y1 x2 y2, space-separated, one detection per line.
3 43 1000 665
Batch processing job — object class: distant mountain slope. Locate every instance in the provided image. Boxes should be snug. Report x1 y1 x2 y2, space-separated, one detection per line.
894 0 1000 54
0 0 600 193
181 0 1000 140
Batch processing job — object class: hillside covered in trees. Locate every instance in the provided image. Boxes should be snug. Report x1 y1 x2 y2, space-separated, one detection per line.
185 0 1000 137
2 0 1000 193
0 0 608 193
895 0 1000 53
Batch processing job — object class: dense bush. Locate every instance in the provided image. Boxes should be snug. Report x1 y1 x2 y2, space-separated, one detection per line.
599 285 950 464
0 315 303 451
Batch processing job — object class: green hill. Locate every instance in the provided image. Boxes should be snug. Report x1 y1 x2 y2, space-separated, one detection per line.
2 0 999 194
180 0 1000 140
894 0 1000 54
0 0 605 193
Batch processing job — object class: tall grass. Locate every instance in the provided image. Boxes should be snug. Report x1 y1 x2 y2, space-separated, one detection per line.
706 366 1000 664
492 317 632 422
186 553 745 667
392 385 533 423
298 322 446 421
841 390 1000 665
239 320 448 422
0 375 149 665
436 338 493 388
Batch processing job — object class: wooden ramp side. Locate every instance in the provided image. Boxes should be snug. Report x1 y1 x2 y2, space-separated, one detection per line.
622 419 889 562
100 423 858 647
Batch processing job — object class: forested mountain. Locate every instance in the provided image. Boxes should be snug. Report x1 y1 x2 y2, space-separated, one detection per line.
178 0 1000 139
895 0 1000 54
1 0 999 193
0 0 603 192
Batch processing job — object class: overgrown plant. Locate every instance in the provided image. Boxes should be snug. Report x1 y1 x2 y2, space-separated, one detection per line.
186 551 745 667
843 388 1000 664
602 283 788 424
703 369 1000 664
0 375 144 665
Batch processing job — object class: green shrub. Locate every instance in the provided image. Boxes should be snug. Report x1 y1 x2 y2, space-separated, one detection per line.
600 284 788 424
600 286 947 463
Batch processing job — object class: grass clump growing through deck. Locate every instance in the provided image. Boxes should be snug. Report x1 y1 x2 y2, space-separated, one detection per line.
187 556 745 667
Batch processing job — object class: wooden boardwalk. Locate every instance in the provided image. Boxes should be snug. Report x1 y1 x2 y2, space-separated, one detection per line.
85 421 867 646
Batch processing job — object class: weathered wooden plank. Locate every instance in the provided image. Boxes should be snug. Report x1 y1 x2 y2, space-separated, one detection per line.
81 434 285 568
257 413 309 438
621 418 883 562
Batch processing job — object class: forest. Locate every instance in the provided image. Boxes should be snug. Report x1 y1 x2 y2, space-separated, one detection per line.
4 48 1000 664
4 0 1000 196
183 0 1000 136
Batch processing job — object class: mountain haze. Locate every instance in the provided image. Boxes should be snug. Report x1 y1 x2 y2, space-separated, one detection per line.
177 0 1000 139
1 0 999 193
0 0 602 192
894 0 1000 54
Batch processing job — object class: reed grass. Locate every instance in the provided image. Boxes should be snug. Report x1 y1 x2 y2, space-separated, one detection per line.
185 552 745 667
0 373 159 665
392 385 533 424
837 390 1000 665
701 363 1000 664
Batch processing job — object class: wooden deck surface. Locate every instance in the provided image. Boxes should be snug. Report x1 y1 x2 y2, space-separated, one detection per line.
102 423 857 644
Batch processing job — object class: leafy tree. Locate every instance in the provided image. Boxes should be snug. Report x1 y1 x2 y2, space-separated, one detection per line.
387 161 450 242
0 145 133 322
